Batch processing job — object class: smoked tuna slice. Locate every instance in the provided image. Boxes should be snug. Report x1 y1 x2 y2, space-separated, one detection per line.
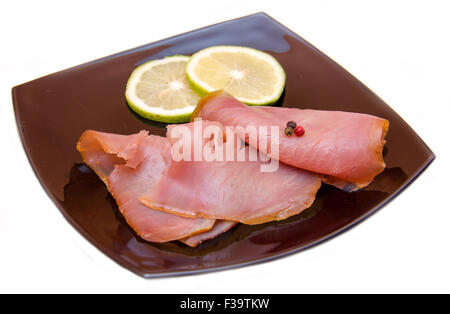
192 90 389 190
139 121 322 225
180 220 238 247
77 130 215 243
77 130 148 182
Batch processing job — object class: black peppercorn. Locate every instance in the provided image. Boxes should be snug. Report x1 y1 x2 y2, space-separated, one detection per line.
286 121 297 129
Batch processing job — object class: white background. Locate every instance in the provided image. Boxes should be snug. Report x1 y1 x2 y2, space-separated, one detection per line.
1 0 449 293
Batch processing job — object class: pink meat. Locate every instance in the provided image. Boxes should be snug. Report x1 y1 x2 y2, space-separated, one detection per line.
192 90 389 190
139 121 322 225
180 220 238 247
77 130 215 243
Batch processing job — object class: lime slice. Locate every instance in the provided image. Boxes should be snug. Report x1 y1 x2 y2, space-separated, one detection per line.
186 46 286 105
125 55 200 123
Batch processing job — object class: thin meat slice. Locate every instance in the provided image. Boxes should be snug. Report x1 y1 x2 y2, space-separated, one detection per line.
180 220 238 247
139 121 322 225
192 90 389 191
77 130 215 243
77 130 148 182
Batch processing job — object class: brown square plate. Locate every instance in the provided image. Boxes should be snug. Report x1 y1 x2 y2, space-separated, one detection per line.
12 12 435 277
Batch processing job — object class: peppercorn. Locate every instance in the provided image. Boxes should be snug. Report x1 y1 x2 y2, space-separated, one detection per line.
284 127 295 136
294 125 305 137
286 121 297 129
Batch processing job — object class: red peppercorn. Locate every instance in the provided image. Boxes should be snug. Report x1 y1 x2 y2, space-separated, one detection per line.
294 125 305 137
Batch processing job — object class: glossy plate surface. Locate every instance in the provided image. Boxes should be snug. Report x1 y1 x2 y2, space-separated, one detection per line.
12 13 434 277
